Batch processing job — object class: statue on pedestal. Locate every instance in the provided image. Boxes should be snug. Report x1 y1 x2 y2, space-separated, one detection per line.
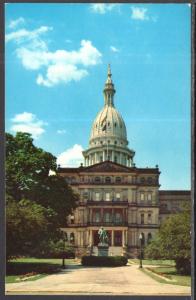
98 227 108 245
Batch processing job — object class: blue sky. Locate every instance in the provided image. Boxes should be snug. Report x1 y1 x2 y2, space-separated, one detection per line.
5 3 191 190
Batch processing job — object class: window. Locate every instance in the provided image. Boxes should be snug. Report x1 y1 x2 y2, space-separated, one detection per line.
95 192 100 201
116 177 121 183
141 213 144 224
116 193 121 201
93 211 101 223
70 233 75 244
147 193 152 202
114 212 122 224
114 156 117 163
105 192 110 201
147 233 152 244
83 191 88 200
95 177 101 183
147 213 152 224
105 177 111 183
100 156 103 162
104 212 112 223
147 177 153 184
140 193 145 201
140 177 145 184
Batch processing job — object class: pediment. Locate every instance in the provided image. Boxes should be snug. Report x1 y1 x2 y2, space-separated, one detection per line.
83 161 131 173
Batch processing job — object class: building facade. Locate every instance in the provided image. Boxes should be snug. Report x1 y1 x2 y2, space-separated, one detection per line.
58 66 190 258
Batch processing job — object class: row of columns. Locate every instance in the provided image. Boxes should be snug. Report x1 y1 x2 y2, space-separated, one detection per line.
84 150 132 167
89 208 127 223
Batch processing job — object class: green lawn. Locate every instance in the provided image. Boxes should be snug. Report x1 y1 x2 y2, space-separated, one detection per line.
129 259 175 266
142 266 191 286
6 257 78 283
129 259 191 286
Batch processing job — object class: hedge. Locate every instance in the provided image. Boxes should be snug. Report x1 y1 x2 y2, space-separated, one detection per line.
81 256 128 267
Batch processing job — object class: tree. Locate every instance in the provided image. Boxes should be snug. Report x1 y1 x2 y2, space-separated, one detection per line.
6 198 54 260
6 132 78 226
6 132 79 259
145 204 191 274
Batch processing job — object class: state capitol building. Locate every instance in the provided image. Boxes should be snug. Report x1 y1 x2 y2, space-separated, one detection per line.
58 65 190 257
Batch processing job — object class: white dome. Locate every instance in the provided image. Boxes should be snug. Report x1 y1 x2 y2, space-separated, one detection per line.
90 105 127 143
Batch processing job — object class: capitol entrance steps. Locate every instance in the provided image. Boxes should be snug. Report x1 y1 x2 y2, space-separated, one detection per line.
92 246 122 256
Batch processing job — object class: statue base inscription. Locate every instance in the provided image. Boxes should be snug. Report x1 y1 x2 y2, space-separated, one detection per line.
98 243 109 257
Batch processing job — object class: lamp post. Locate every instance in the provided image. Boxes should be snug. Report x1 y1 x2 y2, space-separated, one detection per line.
62 232 66 269
139 233 143 268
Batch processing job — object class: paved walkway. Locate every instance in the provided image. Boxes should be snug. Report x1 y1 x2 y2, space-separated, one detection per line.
6 264 191 295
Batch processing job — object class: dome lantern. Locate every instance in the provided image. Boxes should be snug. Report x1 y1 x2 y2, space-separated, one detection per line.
103 64 116 107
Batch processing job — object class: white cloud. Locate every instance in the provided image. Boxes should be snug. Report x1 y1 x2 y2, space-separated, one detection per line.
90 4 118 14
110 46 119 53
57 129 66 134
57 144 84 167
11 111 34 123
131 7 149 21
5 26 52 45
10 112 46 139
8 17 25 29
7 23 102 87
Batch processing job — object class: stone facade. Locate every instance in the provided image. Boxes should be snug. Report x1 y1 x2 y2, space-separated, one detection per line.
58 65 190 258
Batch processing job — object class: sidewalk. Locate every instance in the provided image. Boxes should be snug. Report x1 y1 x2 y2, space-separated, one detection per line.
6 264 191 295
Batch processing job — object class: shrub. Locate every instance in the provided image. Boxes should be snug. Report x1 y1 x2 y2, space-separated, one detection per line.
81 256 127 267
175 257 191 275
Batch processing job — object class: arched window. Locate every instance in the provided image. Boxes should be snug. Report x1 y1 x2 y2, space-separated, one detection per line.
105 177 111 183
116 177 121 183
147 233 152 244
95 177 101 183
70 232 75 244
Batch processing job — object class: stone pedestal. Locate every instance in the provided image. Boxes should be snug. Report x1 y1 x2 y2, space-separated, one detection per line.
98 243 109 256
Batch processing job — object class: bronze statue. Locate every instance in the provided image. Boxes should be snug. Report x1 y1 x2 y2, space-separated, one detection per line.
98 227 108 244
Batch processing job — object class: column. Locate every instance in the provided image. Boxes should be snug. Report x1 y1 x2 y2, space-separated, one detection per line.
90 208 92 224
101 208 104 223
95 152 97 164
119 152 122 164
112 150 114 162
103 150 105 161
111 230 114 246
89 230 93 246
122 230 125 247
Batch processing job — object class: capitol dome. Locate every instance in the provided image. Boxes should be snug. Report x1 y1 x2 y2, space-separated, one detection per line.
90 105 127 145
83 65 135 167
